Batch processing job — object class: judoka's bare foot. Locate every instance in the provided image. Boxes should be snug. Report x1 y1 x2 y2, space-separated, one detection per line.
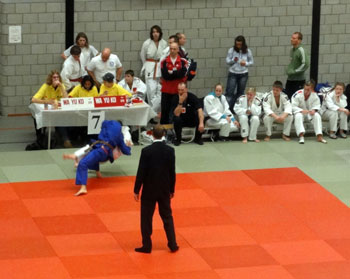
96 171 102 178
63 154 75 160
75 185 87 196
264 136 270 142
242 138 248 143
254 139 260 143
282 134 291 141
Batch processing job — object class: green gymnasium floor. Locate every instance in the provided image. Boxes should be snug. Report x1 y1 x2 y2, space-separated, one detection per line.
0 115 349 206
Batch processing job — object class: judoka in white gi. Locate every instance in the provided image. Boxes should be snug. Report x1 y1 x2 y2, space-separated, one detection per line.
234 88 262 143
291 80 327 144
263 81 293 141
60 45 84 91
119 70 147 100
140 25 168 113
320 82 349 139
204 83 239 138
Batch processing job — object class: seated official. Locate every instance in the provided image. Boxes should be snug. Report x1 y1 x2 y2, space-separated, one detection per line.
203 83 239 140
118 69 147 100
320 82 349 139
262 80 293 141
292 80 326 144
171 82 204 146
234 87 262 143
31 70 72 148
100 73 132 97
69 75 99 97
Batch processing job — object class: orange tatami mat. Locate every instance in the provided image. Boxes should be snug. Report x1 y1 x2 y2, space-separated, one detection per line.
1 167 350 279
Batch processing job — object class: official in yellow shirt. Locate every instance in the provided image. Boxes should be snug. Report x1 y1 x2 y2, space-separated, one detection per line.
32 70 67 104
69 75 99 97
100 72 132 97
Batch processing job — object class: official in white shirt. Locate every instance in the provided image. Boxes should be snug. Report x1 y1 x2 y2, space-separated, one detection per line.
263 81 293 141
292 80 327 144
87 48 122 88
234 87 261 143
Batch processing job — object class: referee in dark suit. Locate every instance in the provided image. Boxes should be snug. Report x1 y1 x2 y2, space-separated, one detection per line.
134 124 179 253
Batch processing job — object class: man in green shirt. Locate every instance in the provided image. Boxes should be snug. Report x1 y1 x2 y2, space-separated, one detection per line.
285 32 310 99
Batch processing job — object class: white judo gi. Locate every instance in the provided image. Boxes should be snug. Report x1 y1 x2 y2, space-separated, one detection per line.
60 56 84 90
234 95 262 140
292 89 323 136
118 77 147 100
262 91 293 136
204 93 239 137
140 38 168 113
320 90 348 132
63 45 98 75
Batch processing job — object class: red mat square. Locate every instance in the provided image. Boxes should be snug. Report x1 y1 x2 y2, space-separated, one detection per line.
47 233 122 257
0 199 31 219
0 237 56 260
23 197 94 217
178 225 256 248
216 265 295 279
197 245 278 269
262 240 344 265
0 257 71 279
128 247 211 274
60 253 138 278
285 261 350 279
0 183 19 200
84 193 138 213
243 167 314 185
34 214 108 235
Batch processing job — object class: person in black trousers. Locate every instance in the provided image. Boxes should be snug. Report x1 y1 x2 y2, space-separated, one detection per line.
134 124 179 253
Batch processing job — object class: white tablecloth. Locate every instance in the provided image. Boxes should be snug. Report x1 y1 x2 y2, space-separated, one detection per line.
29 103 157 129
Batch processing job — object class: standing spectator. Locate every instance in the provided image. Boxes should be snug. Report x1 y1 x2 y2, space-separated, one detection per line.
160 42 188 124
119 70 147 100
292 80 326 144
285 32 310 99
225 35 254 111
176 32 188 59
171 82 205 146
234 87 261 143
204 83 239 139
140 25 168 113
60 45 84 92
320 82 349 139
134 124 178 254
263 81 293 141
61 32 99 75
87 48 123 89
160 35 179 62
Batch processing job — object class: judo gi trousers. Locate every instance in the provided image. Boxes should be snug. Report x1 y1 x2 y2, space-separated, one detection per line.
294 112 323 136
322 110 348 132
238 115 260 140
76 148 108 185
263 114 293 136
